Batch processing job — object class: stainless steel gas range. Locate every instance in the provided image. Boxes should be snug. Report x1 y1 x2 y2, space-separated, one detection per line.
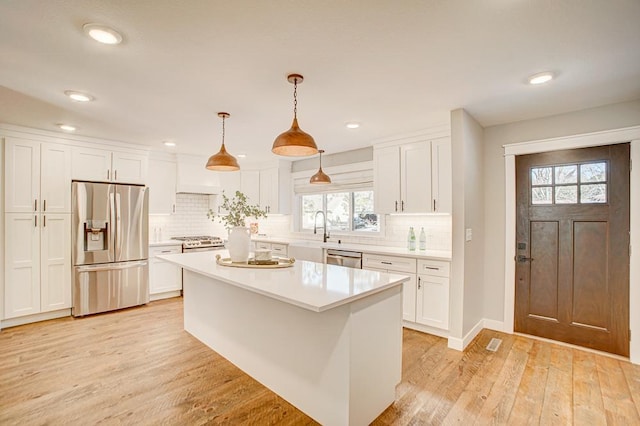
171 236 225 253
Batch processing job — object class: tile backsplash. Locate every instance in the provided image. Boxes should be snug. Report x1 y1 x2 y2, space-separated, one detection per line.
149 194 451 251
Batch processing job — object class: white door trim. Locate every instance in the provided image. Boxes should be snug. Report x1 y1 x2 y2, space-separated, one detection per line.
503 125 640 363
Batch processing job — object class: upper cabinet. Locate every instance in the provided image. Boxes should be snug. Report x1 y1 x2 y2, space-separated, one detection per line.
374 137 451 214
71 146 148 184
241 167 290 215
5 137 71 213
147 158 177 215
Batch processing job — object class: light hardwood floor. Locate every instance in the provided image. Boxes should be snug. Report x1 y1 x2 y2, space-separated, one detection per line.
1 297 639 425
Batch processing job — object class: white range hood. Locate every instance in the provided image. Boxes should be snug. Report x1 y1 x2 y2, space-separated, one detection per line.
176 154 221 194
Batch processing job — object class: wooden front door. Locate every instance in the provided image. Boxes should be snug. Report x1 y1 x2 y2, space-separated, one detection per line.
515 143 630 356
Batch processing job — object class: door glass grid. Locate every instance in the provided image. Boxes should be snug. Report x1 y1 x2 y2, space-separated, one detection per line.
531 161 607 205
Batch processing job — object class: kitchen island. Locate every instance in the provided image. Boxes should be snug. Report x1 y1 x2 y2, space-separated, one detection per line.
158 251 409 426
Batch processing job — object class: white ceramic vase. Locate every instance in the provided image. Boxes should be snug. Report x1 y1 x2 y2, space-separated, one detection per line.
227 226 251 263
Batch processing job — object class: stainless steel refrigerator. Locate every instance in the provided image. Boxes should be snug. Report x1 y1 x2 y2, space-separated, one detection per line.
72 181 149 316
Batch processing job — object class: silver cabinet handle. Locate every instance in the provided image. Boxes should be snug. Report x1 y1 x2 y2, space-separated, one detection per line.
34 215 37 227
395 201 398 212
160 250 172 253
43 199 46 212
34 199 38 211
115 170 118 181
43 215 46 227
401 200 405 211
433 199 436 211
418 277 421 289
424 266 439 270
172 204 176 213
381 261 392 265
107 169 110 180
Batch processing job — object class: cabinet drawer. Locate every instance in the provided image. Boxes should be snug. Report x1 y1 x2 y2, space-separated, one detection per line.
363 254 416 274
417 259 450 277
255 241 271 250
271 243 288 256
151 246 181 257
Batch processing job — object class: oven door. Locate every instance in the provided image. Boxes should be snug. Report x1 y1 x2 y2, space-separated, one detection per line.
183 246 226 253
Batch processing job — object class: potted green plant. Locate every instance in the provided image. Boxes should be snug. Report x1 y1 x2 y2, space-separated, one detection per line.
208 190 267 263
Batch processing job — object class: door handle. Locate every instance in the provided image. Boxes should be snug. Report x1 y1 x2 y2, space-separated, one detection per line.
516 255 534 262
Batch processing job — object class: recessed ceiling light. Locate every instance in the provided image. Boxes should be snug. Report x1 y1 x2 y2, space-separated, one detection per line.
163 141 176 147
64 90 94 102
58 124 76 132
528 72 554 85
345 122 360 129
83 23 123 45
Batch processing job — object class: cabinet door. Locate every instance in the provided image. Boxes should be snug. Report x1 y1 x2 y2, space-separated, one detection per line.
240 170 260 206
41 143 72 213
72 147 111 181
112 151 148 184
149 246 182 294
431 137 452 214
373 146 401 214
40 214 71 312
4 213 41 318
5 138 40 213
148 159 177 214
402 274 418 322
401 141 431 213
416 274 449 330
259 168 277 213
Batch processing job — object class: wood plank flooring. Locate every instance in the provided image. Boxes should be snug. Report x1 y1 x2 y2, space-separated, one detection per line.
1 297 640 425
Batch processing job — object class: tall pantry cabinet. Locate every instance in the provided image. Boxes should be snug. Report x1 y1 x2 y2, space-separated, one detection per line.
4 137 72 318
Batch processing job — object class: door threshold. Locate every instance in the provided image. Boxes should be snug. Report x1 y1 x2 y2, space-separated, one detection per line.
514 332 629 362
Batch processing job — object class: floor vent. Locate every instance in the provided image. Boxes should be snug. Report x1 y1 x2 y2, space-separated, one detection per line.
486 338 502 352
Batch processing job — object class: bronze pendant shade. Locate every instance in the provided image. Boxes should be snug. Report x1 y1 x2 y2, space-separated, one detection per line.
310 150 331 184
272 74 319 157
206 112 240 171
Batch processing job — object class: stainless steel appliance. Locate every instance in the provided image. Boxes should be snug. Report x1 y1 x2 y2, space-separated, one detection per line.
172 236 225 253
72 181 149 316
325 249 363 269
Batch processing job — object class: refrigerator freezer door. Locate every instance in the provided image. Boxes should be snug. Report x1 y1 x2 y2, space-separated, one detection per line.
72 182 115 265
115 184 148 262
72 260 149 317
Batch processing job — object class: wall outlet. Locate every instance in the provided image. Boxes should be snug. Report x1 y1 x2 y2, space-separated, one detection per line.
465 228 473 242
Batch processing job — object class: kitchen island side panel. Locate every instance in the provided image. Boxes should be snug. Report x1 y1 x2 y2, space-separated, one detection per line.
183 269 402 426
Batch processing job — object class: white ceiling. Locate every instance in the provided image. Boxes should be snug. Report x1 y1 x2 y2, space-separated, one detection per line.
1 1 639 164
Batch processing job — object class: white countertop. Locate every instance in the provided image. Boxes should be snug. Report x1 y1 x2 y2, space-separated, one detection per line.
158 250 409 312
252 236 452 261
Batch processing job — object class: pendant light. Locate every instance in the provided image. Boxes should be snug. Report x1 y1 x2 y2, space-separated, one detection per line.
272 74 319 157
310 150 331 184
206 112 240 171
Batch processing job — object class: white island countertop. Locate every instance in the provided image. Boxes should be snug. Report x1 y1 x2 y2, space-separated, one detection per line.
158 250 409 312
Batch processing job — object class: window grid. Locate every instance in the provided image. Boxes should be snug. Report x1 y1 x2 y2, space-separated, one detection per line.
530 161 607 205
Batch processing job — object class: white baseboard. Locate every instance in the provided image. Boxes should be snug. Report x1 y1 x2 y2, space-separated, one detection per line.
150 290 182 301
402 321 449 339
483 318 506 332
1 309 71 329
448 318 485 351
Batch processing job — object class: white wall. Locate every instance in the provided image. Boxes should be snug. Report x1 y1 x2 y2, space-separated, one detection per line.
449 108 486 347
483 99 640 323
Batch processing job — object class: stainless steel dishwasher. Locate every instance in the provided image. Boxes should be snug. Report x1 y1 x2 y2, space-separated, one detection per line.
325 249 362 269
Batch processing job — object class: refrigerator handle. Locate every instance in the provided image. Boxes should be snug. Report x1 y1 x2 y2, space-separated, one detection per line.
109 191 115 257
75 260 148 272
115 191 122 260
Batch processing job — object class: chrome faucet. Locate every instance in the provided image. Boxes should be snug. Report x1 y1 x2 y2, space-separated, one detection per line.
314 210 329 243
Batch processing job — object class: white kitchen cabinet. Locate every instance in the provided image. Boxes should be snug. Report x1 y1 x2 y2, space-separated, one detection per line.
4 213 71 319
374 138 451 214
149 245 182 299
363 253 417 322
5 138 71 213
72 146 148 184
416 259 450 330
148 158 177 214
253 241 288 257
241 167 290 214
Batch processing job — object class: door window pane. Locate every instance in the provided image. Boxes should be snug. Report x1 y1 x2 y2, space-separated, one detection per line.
555 186 578 204
301 194 323 230
326 192 350 231
532 187 552 204
555 165 577 184
580 162 606 183
531 167 552 185
353 191 379 232
581 184 607 203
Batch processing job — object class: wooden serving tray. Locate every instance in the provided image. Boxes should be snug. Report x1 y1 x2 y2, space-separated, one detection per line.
215 254 295 268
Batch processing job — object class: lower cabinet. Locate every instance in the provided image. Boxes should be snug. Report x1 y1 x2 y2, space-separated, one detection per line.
363 253 450 331
4 213 71 319
254 241 288 257
149 245 182 300
416 259 450 330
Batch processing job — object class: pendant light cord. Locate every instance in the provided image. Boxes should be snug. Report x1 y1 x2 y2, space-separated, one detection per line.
221 114 226 147
293 78 298 119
